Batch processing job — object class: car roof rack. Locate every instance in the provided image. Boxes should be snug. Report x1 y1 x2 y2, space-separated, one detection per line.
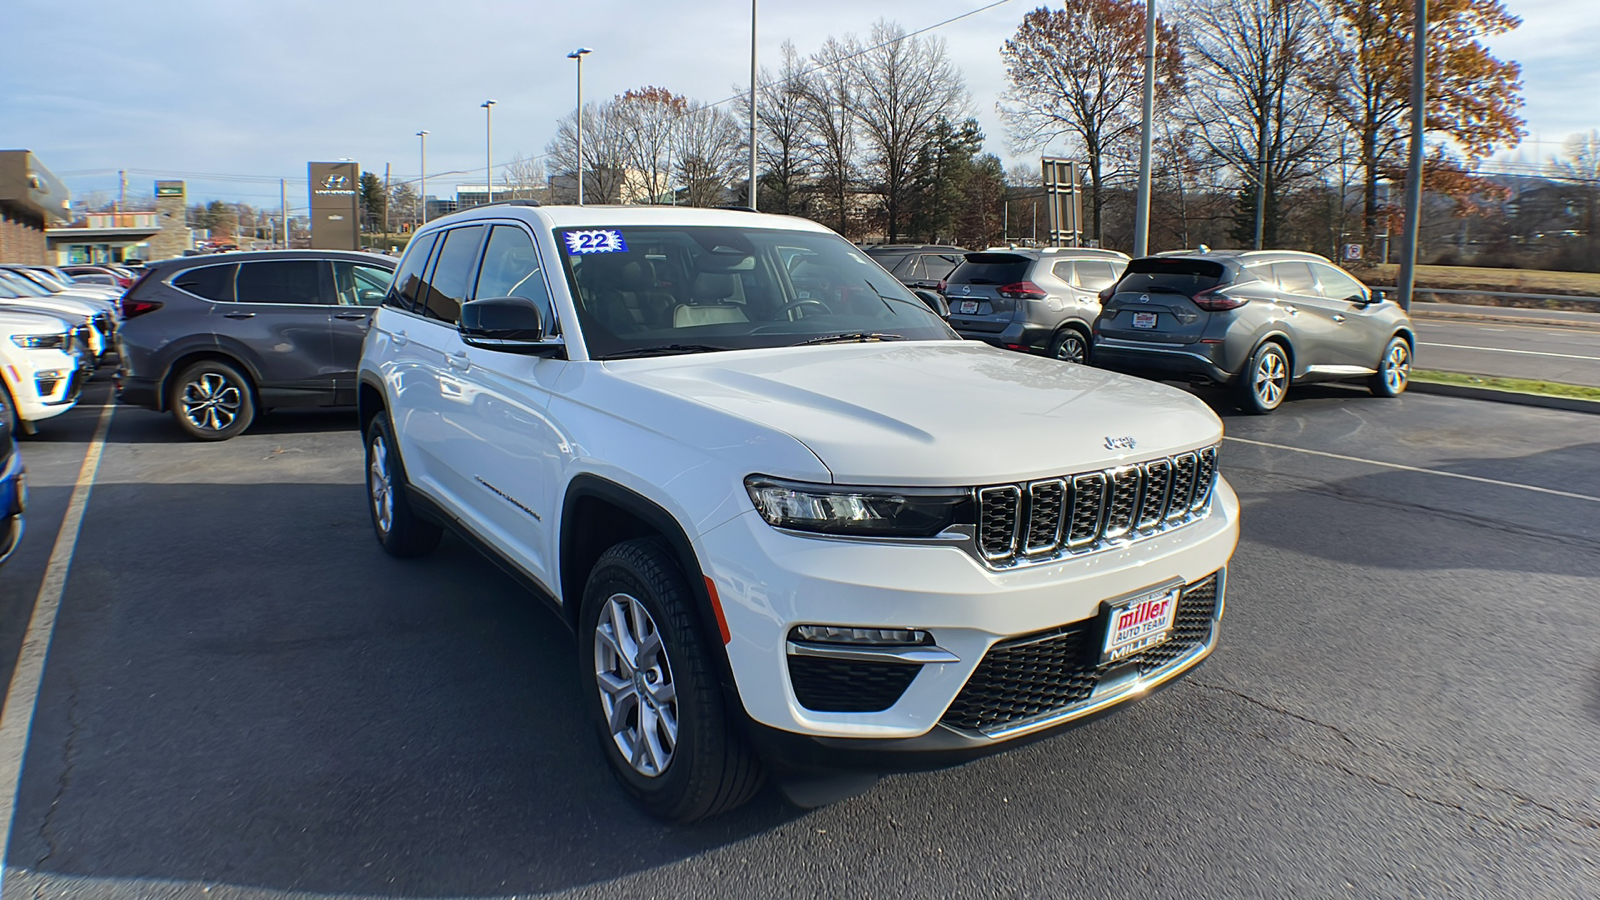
480 199 541 208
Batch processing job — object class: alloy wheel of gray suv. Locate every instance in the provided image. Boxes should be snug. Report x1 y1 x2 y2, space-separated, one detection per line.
171 360 255 440
1238 342 1290 414
1049 329 1090 365
1369 336 1411 398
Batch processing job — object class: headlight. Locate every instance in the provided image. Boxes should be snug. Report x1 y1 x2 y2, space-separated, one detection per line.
744 476 969 537
11 333 66 350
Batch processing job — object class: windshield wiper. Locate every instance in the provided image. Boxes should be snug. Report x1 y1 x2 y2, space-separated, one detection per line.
599 344 730 360
796 332 905 345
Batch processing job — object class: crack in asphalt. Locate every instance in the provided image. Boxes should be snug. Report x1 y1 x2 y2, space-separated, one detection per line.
1226 463 1600 553
33 676 80 890
1185 680 1600 849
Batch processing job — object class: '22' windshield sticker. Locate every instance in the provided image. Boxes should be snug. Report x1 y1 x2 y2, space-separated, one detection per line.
563 229 628 254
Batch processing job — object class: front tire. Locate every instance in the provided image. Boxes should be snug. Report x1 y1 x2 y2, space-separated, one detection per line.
365 415 442 558
170 360 254 440
1369 336 1411 398
579 539 763 822
1237 341 1290 414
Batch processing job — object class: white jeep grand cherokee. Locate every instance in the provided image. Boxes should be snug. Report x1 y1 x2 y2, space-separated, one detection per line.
359 203 1239 821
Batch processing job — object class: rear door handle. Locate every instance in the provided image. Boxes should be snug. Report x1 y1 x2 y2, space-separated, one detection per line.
223 311 256 319
392 330 409 346
446 351 470 370
1284 305 1298 315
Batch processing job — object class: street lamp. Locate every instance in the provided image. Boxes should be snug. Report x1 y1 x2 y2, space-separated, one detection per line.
481 100 497 206
749 1 757 210
416 130 429 226
567 48 592 205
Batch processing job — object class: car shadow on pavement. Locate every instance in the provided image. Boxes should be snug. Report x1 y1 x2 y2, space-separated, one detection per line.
88 407 362 444
8 481 800 897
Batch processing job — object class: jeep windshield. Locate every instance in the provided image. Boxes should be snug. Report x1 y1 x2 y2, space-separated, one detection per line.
553 226 956 359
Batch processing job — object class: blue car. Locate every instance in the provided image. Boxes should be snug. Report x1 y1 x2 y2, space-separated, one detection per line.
0 388 25 565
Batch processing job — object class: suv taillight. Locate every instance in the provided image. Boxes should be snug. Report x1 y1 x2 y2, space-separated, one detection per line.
1192 289 1247 311
936 279 947 294
120 298 163 318
997 281 1047 300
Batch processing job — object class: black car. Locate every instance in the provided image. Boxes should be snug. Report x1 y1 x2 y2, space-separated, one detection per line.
114 250 396 440
861 244 969 292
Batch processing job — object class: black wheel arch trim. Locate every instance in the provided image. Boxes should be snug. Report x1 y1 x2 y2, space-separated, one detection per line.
159 340 266 412
1239 331 1296 382
560 474 745 710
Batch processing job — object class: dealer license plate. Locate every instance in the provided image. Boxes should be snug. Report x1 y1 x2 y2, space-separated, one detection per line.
958 300 979 315
1131 311 1158 329
1102 586 1180 663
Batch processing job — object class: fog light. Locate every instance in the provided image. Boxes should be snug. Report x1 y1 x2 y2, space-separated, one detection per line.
791 625 931 646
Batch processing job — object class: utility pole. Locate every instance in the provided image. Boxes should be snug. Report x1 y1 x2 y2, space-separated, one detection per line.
280 179 288 249
417 131 429 226
117 170 127 215
1397 0 1428 313
383 162 391 237
482 100 497 206
1132 0 1156 257
749 0 759 210
569 49 593 205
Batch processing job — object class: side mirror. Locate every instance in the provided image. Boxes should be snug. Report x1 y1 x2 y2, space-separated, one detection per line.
459 296 564 356
912 288 950 318
1344 292 1374 306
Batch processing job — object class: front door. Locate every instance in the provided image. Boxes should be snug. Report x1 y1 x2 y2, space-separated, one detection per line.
329 260 395 404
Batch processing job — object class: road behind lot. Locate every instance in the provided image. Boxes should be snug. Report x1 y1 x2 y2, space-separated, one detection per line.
1416 317 1600 386
0 381 1596 899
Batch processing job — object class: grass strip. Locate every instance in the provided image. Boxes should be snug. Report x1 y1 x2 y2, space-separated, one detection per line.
1411 369 1600 402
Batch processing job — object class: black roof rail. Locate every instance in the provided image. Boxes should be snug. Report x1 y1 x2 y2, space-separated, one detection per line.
480 199 541 208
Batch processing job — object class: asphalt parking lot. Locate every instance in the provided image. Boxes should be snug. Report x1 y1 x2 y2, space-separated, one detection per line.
0 378 1596 899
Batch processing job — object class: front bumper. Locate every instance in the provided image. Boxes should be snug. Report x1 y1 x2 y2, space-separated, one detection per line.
699 477 1240 761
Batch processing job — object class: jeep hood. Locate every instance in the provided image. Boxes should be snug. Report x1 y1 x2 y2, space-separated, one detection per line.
610 341 1224 485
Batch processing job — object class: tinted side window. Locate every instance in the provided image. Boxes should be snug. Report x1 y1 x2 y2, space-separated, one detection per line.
1075 260 1119 291
1051 261 1075 283
1115 258 1224 296
900 255 928 281
420 225 486 324
387 231 439 313
1312 264 1365 301
235 260 326 305
925 255 962 282
1272 262 1316 295
333 262 394 307
171 264 236 302
949 253 1032 285
474 225 554 329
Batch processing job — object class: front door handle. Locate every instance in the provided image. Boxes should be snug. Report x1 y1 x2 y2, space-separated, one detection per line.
1333 314 1346 323
446 351 470 370
334 311 370 320
1284 305 1298 315
392 330 409 346
223 311 256 319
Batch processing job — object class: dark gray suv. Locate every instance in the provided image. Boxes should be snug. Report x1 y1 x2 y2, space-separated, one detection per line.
115 250 396 439
944 247 1128 363
1091 250 1415 414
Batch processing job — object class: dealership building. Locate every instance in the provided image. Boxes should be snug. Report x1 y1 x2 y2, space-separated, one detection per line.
0 150 72 264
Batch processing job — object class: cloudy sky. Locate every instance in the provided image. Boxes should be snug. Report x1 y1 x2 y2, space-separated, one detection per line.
3 0 1594 209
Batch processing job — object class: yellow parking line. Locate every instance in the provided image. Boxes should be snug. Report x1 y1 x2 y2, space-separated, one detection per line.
0 401 114 886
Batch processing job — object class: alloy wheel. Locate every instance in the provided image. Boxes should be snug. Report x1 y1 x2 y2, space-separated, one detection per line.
594 592 679 778
368 434 394 535
1384 342 1410 393
1253 350 1287 408
1054 333 1086 364
181 373 242 432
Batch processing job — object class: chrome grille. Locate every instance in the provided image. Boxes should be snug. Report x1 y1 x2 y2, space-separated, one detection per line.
978 486 1021 560
971 445 1219 568
1024 480 1066 553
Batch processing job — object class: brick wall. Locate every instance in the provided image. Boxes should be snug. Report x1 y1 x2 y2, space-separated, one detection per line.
0 206 47 264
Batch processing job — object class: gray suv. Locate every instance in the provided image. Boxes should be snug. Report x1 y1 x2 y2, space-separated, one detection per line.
1091 250 1415 414
114 250 396 439
944 247 1128 363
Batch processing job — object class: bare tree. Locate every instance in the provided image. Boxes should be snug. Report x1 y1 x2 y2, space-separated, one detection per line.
848 20 968 242
739 41 816 215
1552 130 1600 253
800 36 861 235
999 0 1182 245
676 102 746 207
546 100 631 203
615 87 689 203
1181 0 1339 248
389 182 419 227
499 153 547 202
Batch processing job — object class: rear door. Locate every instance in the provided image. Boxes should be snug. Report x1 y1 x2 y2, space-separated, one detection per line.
1097 258 1225 344
945 252 1032 335
212 259 337 405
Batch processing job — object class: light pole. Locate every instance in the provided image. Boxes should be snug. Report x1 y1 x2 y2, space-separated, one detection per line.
568 48 592 204
416 130 429 226
1132 0 1156 257
481 100 497 206
748 1 758 210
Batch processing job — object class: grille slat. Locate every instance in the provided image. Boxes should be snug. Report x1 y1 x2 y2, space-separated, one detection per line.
973 445 1218 568
940 574 1222 734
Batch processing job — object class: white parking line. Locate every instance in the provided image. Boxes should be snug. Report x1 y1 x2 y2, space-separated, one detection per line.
0 402 114 894
1419 341 1600 362
1223 435 1600 504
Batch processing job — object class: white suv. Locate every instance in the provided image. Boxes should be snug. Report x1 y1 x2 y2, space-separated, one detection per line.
0 310 86 433
358 204 1239 821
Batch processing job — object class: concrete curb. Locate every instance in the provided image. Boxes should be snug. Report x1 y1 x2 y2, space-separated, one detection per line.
1409 380 1600 415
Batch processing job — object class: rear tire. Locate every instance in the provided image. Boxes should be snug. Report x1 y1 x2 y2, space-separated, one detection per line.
0 378 20 438
365 414 442 558
579 539 764 822
1048 327 1090 365
1368 336 1411 398
1236 342 1290 414
170 359 254 440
